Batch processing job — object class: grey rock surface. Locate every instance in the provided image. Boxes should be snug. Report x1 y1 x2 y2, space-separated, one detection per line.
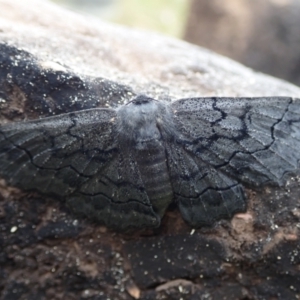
0 0 300 299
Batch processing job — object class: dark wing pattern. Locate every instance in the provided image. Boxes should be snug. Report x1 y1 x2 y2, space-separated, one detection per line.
169 97 300 227
164 142 246 227
0 109 159 230
1 96 300 230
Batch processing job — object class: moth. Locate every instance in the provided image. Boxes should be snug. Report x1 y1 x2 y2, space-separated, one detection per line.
0 95 299 230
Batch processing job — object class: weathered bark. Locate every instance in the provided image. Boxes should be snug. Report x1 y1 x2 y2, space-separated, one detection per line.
0 0 300 299
184 0 300 87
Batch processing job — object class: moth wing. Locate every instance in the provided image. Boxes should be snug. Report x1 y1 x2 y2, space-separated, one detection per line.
0 109 159 230
171 97 300 186
166 97 300 227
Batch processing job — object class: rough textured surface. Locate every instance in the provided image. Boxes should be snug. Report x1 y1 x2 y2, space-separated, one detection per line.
0 0 300 299
184 0 300 86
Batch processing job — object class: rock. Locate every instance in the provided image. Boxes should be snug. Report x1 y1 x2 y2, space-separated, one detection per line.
184 0 300 87
0 0 300 299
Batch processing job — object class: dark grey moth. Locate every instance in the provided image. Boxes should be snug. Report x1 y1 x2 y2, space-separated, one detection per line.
1 95 300 230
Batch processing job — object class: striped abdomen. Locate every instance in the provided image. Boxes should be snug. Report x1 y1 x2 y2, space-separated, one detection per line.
136 142 173 217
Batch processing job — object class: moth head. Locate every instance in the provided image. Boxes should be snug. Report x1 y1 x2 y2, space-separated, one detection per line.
130 94 154 105
116 95 165 148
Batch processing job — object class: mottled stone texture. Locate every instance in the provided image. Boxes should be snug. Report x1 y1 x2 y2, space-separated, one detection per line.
184 0 300 86
0 0 300 299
